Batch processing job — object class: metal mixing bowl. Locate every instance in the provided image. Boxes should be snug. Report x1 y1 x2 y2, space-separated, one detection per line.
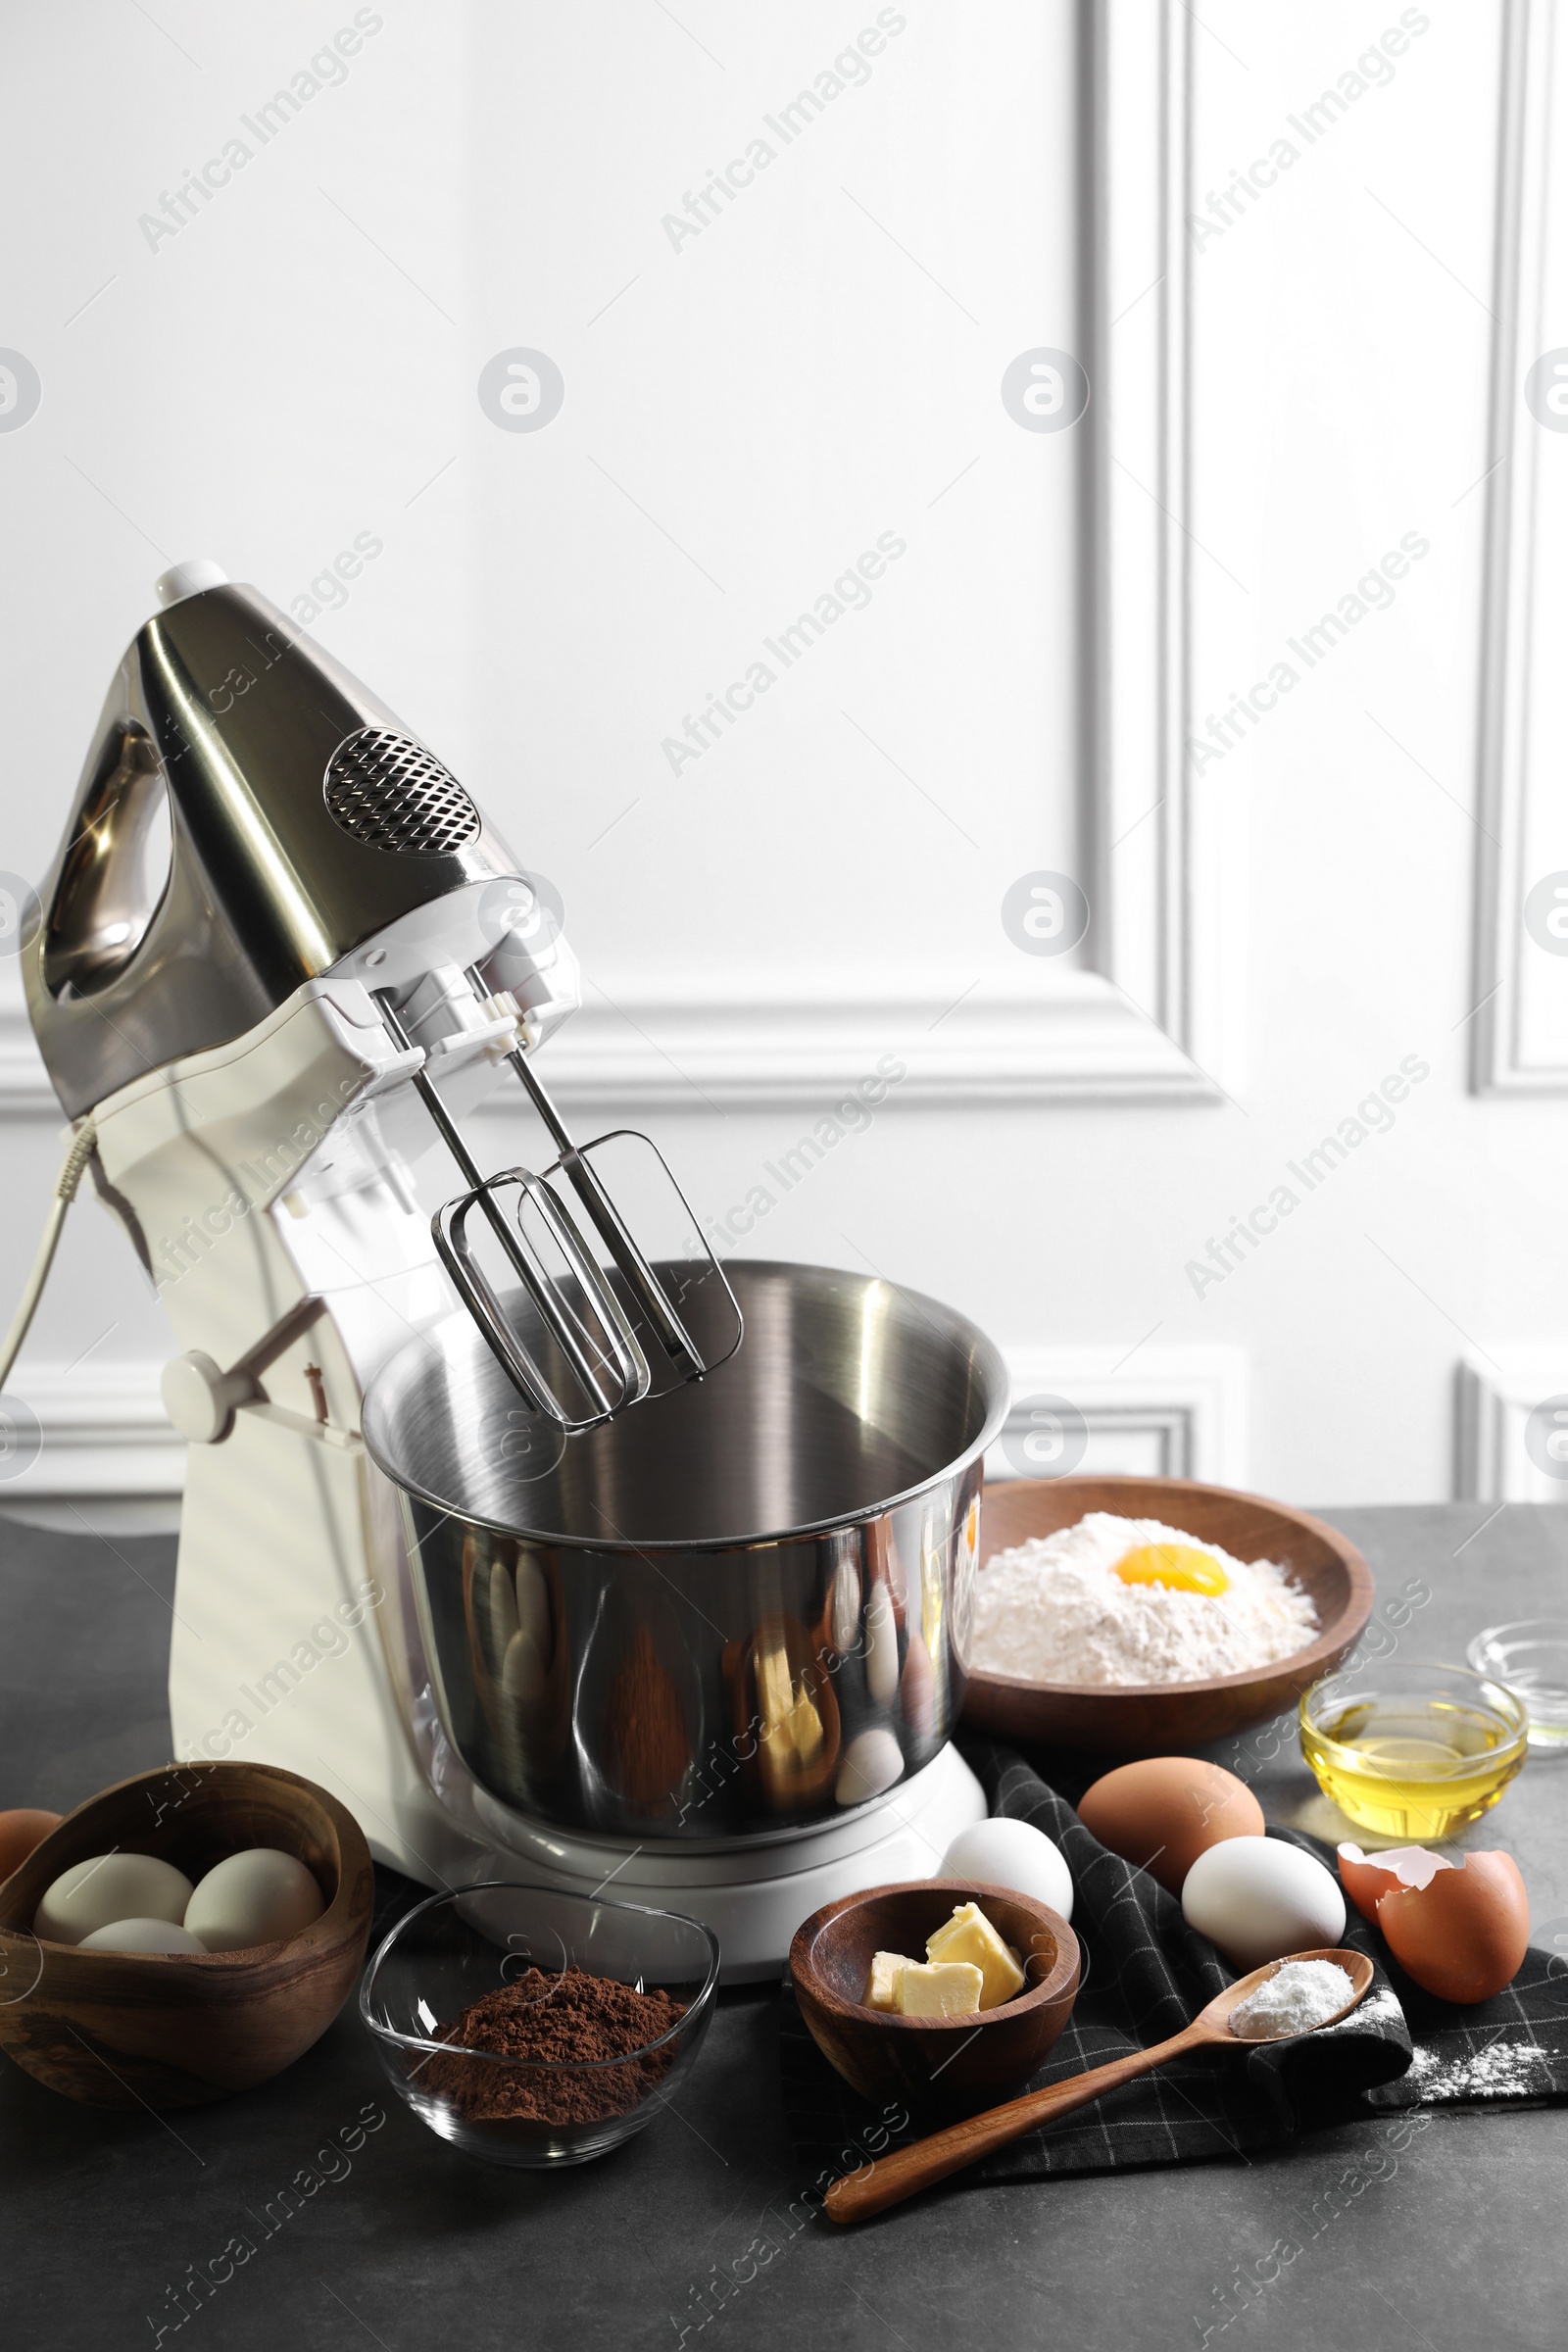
362 1260 1008 1842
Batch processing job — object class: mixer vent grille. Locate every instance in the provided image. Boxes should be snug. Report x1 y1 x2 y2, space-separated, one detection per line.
323 729 481 855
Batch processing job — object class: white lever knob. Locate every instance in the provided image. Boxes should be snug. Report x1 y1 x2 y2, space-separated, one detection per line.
161 1350 254 1445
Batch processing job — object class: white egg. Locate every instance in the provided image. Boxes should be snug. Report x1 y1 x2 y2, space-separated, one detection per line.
77 1917 209 1954
34 1853 194 1945
183 1848 325 1952
1181 1838 1346 1971
835 1728 905 1806
941 1818 1075 1924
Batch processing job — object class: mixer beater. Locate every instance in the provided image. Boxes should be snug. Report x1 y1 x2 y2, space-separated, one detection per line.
379 979 735 1431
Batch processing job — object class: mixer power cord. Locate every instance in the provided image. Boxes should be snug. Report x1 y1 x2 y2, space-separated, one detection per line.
0 1118 98 1395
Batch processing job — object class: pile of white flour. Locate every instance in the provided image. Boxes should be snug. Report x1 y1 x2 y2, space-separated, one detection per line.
969 1511 1318 1687
1229 1959 1354 2039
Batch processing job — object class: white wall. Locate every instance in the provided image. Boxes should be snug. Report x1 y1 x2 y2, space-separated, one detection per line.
0 1 1563 1515
1180 0 1568 1505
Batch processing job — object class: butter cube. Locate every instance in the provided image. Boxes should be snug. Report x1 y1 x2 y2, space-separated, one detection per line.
897 1960 983 2018
864 1950 908 2011
925 1901 1026 2009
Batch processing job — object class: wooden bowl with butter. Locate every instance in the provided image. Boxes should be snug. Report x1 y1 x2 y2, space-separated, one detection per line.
790 1878 1079 2108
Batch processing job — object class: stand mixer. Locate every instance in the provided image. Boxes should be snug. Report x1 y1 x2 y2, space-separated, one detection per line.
12 563 1004 1976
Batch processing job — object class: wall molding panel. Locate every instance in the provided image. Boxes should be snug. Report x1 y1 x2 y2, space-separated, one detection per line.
0 1361 184 1502
498 979 1212 1111
1456 1350 1568 1502
0 12 1213 1122
1091 0 1202 1074
1472 0 1568 1094
0 975 1217 1122
0 992 59 1118
988 1344 1249 1489
2 1344 1247 1504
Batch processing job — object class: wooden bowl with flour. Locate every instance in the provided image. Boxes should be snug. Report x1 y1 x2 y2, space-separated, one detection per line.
959 1476 1373 1756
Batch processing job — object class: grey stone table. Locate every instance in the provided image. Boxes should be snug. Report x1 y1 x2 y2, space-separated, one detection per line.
1 1502 1562 2351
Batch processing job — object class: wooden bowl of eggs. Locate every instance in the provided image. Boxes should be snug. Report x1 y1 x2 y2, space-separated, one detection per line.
0 1761 374 2108
790 1879 1080 2109
961 1476 1374 1755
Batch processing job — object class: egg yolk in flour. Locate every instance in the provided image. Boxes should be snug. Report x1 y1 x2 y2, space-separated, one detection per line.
1112 1543 1230 1595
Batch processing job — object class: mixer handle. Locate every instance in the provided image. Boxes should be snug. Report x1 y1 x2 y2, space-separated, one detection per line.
39 710 172 1002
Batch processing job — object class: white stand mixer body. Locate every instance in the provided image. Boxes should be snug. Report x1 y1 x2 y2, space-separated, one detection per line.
25 566 985 1977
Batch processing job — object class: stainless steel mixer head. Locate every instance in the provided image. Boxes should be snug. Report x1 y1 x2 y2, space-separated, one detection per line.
378 987 742 1431
24 558 742 1431
24 565 537 1117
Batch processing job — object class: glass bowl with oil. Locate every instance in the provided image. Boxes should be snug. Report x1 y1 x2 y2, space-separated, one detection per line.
1299 1660 1530 1839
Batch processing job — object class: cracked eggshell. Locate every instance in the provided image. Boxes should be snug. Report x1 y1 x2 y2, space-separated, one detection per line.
1374 1850 1530 2004
1337 1840 1453 1924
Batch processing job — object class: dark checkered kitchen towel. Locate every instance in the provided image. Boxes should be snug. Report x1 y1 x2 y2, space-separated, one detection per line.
779 1741 1568 2180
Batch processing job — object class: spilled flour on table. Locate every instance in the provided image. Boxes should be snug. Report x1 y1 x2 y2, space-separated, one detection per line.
1396 2036 1555 2101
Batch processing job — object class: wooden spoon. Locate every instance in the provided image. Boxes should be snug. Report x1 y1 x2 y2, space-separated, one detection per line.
822 1946 1373 2226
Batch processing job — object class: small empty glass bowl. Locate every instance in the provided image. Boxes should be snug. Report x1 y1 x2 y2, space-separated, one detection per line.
1299 1660 1530 1839
1468 1620 1568 1751
360 1883 719 2167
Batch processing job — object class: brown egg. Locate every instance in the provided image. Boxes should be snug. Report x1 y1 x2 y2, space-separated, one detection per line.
1373 1849 1530 2004
0 1808 61 1885
1078 1758 1264 1896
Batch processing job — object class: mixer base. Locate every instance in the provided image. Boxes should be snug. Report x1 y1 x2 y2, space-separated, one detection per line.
465 1743 988 1982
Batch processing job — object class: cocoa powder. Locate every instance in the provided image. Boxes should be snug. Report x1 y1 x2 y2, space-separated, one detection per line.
423 1965 687 2125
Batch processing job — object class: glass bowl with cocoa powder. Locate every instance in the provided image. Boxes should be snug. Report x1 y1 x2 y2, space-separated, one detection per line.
360 1883 719 2166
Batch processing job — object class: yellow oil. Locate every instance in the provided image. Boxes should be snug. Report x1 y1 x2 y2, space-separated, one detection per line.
1300 1696 1527 1839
